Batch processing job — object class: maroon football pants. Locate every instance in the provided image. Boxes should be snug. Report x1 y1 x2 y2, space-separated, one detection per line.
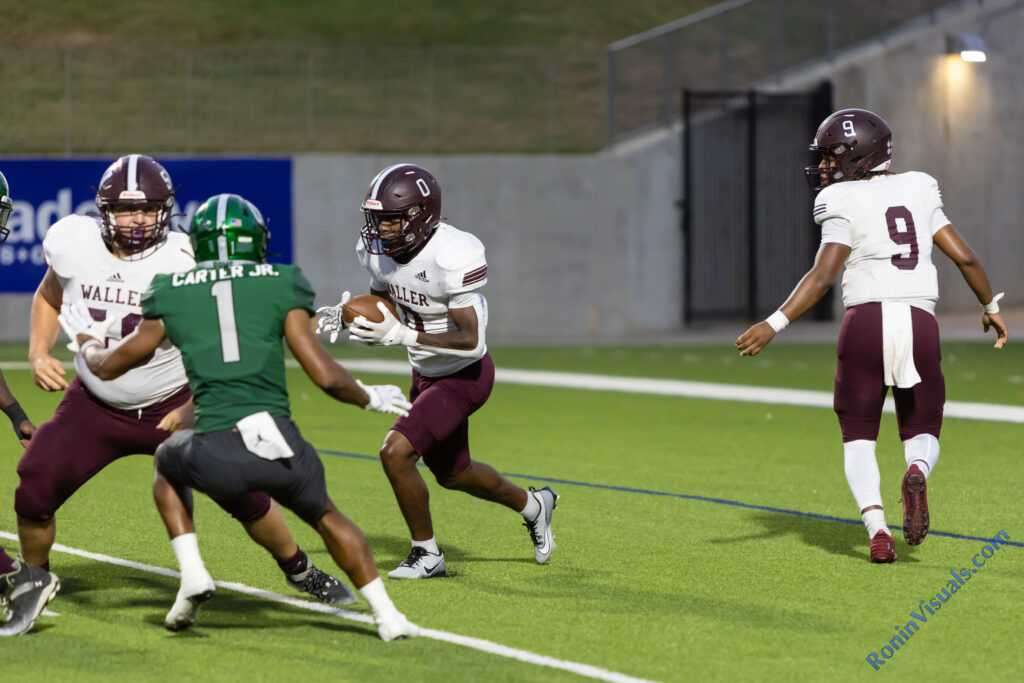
833 302 945 443
15 377 270 523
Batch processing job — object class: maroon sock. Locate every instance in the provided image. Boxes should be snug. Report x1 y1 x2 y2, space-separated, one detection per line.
0 546 16 574
277 548 308 576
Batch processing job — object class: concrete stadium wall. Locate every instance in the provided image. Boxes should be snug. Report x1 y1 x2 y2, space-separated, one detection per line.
292 147 682 342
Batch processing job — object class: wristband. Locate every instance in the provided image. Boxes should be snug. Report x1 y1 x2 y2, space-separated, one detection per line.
3 401 30 436
982 292 1004 315
80 338 103 354
765 310 790 333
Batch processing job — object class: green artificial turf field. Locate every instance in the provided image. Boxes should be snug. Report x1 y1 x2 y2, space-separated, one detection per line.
1 341 1020 681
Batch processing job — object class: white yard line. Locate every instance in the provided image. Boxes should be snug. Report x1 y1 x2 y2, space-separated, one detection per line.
2 359 1022 423
0 531 652 683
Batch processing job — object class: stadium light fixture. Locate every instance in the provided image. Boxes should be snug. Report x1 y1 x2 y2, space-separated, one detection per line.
946 32 987 63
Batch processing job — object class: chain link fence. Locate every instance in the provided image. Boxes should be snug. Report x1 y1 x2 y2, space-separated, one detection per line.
0 46 603 155
606 0 972 144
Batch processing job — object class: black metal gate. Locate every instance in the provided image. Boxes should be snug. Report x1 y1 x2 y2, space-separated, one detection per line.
681 83 834 323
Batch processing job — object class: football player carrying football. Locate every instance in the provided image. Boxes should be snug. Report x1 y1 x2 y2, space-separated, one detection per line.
316 164 559 579
66 193 418 640
1 170 57 638
736 109 1008 563
14 157 353 631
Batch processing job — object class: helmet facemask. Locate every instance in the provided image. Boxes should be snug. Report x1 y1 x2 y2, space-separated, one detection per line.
360 202 435 260
99 199 173 259
1 171 13 244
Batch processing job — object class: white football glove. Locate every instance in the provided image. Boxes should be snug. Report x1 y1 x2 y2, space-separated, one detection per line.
315 291 351 344
357 380 412 417
58 300 120 353
349 302 419 347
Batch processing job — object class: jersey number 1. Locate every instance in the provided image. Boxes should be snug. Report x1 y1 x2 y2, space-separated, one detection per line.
210 281 241 363
885 205 919 271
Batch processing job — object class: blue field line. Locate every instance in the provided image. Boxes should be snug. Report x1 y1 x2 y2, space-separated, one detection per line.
319 448 1023 550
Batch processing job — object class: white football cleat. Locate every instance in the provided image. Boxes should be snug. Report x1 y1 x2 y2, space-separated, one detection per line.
524 486 558 564
164 570 216 631
374 609 420 641
387 547 446 579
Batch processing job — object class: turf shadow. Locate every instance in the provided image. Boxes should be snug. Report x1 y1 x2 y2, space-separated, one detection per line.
711 511 921 563
44 560 377 636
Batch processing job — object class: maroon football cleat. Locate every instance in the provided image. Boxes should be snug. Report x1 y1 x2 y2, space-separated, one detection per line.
869 530 897 563
901 464 930 546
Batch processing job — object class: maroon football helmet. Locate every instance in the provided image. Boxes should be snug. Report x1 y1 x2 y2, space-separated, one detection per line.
805 109 892 191
360 164 441 259
95 154 176 257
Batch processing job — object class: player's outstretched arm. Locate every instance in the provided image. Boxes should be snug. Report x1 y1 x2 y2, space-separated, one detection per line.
63 301 167 380
29 267 68 391
933 224 1008 349
736 242 849 356
285 308 409 416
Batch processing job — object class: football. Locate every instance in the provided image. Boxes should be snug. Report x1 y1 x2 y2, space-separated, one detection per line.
342 294 398 325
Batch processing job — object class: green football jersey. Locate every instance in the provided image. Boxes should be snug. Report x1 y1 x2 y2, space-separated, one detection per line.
142 262 315 433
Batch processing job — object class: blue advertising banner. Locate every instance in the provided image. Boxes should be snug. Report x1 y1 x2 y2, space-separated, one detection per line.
0 158 292 293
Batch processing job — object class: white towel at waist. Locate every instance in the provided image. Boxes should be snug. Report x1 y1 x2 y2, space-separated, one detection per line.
236 411 294 460
881 301 922 388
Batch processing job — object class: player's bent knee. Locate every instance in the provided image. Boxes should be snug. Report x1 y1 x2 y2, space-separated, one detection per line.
435 473 461 489
379 441 416 469
154 430 192 479
219 492 273 523
14 482 57 523
433 462 473 490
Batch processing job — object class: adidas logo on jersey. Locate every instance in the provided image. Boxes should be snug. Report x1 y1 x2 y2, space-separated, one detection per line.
414 270 429 283
107 272 124 283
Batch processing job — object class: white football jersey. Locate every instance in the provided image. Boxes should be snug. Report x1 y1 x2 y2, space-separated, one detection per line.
44 215 193 409
815 172 951 313
357 222 488 377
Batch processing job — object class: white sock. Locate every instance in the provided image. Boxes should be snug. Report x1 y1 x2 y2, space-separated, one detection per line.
411 537 440 555
519 491 541 521
844 440 883 510
903 433 939 478
358 577 397 616
170 533 208 582
862 508 890 538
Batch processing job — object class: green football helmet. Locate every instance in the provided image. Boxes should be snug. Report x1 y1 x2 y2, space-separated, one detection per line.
189 193 269 264
1 170 13 244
